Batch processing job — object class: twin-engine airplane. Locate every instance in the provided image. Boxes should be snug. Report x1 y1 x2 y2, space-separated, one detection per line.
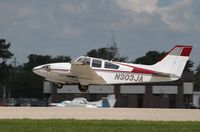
33 45 192 92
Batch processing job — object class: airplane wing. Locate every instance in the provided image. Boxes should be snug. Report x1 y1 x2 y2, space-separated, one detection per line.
70 62 107 86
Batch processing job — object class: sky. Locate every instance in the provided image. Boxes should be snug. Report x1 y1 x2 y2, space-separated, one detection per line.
0 0 200 69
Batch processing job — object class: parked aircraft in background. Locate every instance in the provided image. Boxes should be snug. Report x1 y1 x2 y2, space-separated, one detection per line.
33 45 192 92
50 94 116 108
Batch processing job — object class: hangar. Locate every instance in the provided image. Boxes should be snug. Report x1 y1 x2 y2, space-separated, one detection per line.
43 72 194 108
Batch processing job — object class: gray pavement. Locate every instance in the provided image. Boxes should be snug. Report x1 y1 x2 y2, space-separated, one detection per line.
0 107 200 121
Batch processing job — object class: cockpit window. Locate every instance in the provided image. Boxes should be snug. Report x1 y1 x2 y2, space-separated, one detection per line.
104 62 119 69
74 57 90 65
92 59 102 68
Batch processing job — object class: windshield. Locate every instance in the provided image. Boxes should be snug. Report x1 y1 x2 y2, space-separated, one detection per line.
72 56 91 65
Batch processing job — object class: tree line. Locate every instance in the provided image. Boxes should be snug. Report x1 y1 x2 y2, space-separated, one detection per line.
0 39 200 98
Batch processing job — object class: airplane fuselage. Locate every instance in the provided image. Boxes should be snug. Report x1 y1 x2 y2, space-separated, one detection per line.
33 56 178 85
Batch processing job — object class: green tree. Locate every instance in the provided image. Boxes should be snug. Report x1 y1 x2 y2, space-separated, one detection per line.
0 39 13 98
194 62 200 91
8 54 71 98
184 60 194 72
196 63 200 74
134 51 166 65
133 50 193 72
23 54 51 70
52 56 71 63
23 54 71 70
0 39 13 63
8 70 43 98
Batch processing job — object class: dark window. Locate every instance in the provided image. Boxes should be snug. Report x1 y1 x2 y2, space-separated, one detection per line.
92 59 102 68
169 95 176 108
137 94 143 108
121 95 128 107
105 62 119 69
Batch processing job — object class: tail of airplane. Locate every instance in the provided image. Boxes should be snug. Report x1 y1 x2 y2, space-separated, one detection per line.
151 45 192 78
102 94 116 108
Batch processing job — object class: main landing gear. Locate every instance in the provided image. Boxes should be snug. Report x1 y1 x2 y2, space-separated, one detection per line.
51 82 89 92
78 83 89 92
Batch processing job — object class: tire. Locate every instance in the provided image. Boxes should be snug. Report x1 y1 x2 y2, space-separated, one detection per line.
78 83 89 92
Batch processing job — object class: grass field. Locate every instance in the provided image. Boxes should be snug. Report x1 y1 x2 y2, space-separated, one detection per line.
0 119 200 132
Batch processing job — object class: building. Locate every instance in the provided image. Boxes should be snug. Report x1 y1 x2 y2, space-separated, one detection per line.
193 92 200 108
43 72 194 108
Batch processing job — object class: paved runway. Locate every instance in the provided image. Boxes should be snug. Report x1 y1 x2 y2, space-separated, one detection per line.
0 107 200 121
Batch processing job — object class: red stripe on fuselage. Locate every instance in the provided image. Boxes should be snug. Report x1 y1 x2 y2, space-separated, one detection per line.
115 62 155 74
131 67 155 74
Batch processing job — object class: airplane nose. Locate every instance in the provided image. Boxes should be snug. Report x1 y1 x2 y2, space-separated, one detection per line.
32 66 42 74
32 65 51 75
33 66 39 71
33 66 40 70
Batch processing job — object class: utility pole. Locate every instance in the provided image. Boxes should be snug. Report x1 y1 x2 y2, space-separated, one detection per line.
10 57 19 98
12 57 19 68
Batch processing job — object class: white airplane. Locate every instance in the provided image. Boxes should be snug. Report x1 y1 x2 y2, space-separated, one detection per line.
50 94 116 108
33 45 192 92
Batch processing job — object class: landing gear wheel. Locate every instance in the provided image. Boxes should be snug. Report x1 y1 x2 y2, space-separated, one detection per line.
52 83 63 89
78 83 89 92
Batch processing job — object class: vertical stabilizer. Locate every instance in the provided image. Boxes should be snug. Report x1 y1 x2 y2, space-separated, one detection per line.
152 45 192 77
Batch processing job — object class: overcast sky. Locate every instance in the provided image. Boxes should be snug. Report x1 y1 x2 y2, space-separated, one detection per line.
0 0 200 68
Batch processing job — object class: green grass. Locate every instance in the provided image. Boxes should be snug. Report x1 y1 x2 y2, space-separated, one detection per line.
0 119 200 132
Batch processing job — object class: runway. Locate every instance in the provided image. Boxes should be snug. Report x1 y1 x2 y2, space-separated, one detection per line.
0 107 200 121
